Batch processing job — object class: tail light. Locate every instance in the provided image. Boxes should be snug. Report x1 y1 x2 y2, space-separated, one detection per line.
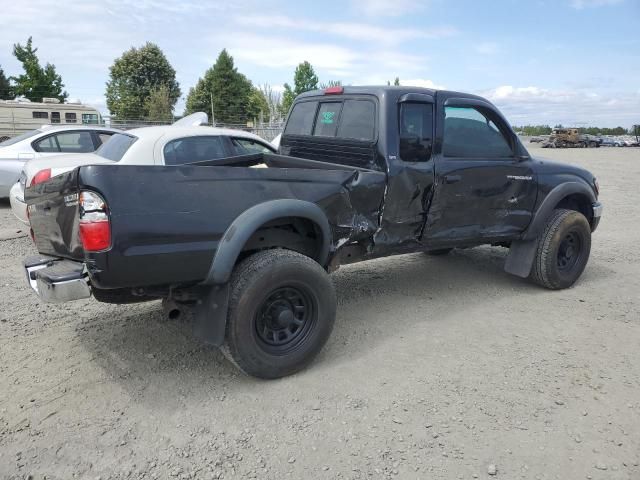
79 191 111 252
593 177 600 196
30 169 51 187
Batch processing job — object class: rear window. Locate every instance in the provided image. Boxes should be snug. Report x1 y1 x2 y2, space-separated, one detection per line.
313 102 342 137
95 133 137 161
285 98 376 142
284 101 318 136
337 100 375 141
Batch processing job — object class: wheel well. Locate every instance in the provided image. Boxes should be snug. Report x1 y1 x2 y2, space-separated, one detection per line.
238 216 324 263
555 193 592 223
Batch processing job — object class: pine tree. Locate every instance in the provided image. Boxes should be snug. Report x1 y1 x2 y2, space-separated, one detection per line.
11 37 67 102
185 49 256 124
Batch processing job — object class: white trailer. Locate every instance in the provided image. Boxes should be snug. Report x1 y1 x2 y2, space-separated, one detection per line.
0 98 102 141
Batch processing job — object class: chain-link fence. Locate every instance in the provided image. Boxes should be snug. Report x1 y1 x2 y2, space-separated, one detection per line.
104 117 283 142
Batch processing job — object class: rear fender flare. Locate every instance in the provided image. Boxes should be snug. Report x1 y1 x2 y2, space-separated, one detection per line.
203 199 331 285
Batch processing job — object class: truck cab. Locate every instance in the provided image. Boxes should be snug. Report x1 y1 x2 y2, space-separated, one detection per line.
281 86 538 252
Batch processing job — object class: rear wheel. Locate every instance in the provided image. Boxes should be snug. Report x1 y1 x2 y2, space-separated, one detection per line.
221 249 336 379
530 209 591 289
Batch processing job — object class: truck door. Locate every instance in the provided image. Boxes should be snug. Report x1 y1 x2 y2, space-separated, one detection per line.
375 94 436 247
423 97 536 245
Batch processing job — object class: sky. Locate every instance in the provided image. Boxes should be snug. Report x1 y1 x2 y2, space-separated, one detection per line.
0 0 638 127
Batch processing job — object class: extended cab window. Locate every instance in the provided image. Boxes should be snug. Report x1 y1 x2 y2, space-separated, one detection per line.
284 101 318 136
399 103 433 162
443 106 512 158
163 136 227 165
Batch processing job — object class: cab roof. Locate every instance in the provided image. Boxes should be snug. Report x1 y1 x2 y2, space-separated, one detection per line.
296 85 489 104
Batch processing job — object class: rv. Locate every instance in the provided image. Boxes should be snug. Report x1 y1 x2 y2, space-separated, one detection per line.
0 98 102 141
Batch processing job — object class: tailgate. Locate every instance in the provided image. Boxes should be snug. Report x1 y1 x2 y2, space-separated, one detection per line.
25 168 84 260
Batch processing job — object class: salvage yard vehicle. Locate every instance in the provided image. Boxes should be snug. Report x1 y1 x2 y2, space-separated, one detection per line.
22 86 603 379
0 98 102 141
542 128 600 148
9 113 275 224
0 125 119 200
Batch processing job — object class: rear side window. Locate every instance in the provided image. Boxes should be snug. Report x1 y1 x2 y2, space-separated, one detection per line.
231 137 274 154
55 131 95 153
163 136 227 165
313 102 342 137
337 100 375 141
33 136 59 153
443 106 513 158
284 101 318 136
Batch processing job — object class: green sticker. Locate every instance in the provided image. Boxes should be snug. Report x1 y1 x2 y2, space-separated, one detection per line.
321 111 335 124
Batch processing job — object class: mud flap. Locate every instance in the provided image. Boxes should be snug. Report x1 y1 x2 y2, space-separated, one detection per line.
192 284 230 346
504 239 537 278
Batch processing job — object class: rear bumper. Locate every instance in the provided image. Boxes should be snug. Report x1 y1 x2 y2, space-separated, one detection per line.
23 255 90 303
592 201 603 232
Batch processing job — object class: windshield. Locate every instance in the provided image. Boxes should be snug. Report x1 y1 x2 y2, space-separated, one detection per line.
0 129 43 146
95 133 137 161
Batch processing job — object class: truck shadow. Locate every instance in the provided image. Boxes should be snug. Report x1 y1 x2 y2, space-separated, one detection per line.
76 246 613 407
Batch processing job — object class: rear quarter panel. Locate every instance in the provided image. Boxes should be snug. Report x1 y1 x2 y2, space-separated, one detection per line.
78 164 385 289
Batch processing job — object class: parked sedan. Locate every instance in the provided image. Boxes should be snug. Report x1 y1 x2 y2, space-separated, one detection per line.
10 113 275 224
0 125 120 198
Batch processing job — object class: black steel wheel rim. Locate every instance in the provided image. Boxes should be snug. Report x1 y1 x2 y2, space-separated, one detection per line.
557 231 582 272
254 286 316 354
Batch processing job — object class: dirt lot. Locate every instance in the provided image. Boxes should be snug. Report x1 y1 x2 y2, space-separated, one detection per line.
0 145 639 480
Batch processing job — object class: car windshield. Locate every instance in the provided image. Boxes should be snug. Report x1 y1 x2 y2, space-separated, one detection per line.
0 129 43 146
95 133 137 161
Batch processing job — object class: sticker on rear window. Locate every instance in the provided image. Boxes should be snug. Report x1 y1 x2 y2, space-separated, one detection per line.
321 111 335 124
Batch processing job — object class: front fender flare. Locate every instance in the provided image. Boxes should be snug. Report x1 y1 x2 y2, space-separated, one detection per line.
203 199 331 285
505 181 596 278
521 181 596 241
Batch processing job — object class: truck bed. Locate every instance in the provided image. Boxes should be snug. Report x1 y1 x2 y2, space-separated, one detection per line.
26 153 386 289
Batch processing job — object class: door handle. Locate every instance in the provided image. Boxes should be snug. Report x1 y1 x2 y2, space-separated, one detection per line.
443 174 461 184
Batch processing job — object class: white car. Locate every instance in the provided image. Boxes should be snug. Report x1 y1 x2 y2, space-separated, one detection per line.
0 125 120 198
10 113 276 224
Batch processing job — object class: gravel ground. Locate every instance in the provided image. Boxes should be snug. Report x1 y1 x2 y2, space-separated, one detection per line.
0 145 639 480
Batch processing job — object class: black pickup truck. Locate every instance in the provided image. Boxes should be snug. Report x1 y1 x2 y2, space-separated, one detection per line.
23 86 602 378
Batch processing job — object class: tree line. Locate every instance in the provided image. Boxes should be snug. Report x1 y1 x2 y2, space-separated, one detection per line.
1 38 639 136
514 124 638 137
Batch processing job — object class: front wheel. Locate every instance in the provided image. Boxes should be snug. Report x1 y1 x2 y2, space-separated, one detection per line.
221 249 336 379
530 209 591 289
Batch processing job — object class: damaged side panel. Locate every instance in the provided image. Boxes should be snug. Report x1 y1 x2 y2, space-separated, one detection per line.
73 160 387 289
